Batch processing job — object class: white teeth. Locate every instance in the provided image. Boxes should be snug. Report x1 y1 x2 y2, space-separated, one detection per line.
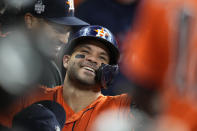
83 67 95 73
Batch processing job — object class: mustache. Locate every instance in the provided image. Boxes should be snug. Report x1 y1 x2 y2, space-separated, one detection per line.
80 61 98 71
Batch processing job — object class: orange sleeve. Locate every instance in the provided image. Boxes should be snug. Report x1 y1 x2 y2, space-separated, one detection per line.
113 94 133 118
113 94 131 109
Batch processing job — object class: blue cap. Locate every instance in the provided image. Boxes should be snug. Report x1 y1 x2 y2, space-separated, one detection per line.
68 25 120 64
22 0 89 26
12 100 66 131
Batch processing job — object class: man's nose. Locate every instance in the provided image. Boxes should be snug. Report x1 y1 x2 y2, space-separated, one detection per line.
86 55 98 66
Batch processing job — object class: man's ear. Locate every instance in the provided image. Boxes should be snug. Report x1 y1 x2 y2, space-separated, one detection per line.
63 55 71 69
24 13 38 29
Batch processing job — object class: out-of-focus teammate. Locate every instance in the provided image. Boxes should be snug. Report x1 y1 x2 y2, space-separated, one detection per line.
122 0 197 130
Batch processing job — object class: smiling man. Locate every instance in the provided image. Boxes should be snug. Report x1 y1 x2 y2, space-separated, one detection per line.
0 25 133 131
64 40 110 87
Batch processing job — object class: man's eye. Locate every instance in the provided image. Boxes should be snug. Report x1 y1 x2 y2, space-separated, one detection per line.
99 56 107 61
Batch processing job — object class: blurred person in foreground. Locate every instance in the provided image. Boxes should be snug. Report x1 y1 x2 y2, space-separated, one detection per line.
0 0 46 112
122 0 197 130
0 25 133 131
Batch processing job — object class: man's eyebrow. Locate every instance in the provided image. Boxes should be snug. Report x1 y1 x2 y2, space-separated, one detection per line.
78 45 109 57
79 45 91 50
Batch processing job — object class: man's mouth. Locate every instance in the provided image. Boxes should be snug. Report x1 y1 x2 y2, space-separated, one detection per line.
80 61 98 75
83 66 96 74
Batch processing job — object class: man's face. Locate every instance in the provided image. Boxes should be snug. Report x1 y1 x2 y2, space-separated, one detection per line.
64 40 110 86
25 14 72 60
40 20 71 59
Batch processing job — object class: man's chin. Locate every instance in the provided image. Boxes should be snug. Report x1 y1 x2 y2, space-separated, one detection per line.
68 69 98 87
75 76 97 86
79 78 95 86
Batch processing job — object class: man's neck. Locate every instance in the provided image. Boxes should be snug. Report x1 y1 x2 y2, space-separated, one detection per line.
62 77 101 113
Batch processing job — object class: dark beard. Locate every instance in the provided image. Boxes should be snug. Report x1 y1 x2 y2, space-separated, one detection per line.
66 61 99 90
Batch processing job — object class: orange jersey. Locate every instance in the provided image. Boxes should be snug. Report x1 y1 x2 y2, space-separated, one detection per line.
122 0 197 130
0 86 132 131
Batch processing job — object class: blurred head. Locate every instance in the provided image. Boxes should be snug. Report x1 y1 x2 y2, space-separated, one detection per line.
24 14 72 59
13 100 66 131
22 0 89 59
63 25 119 88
